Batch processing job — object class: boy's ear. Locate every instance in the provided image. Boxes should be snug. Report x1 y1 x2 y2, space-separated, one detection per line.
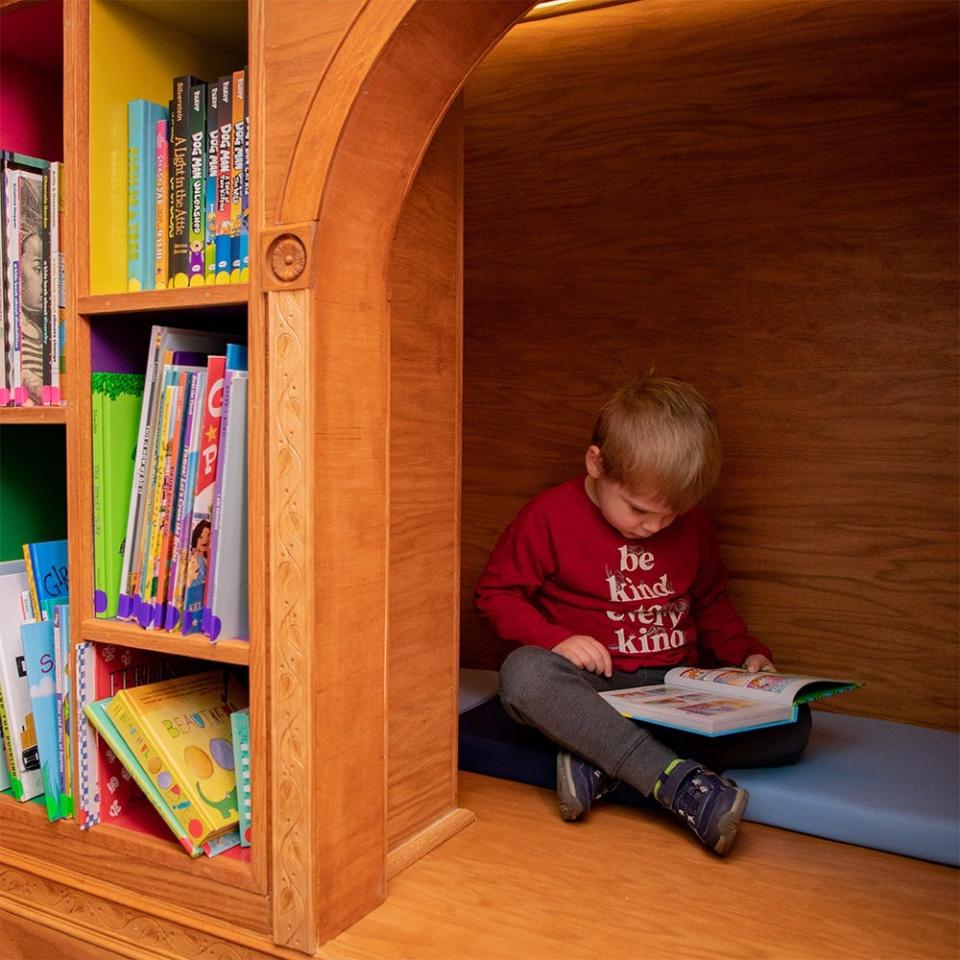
585 445 604 479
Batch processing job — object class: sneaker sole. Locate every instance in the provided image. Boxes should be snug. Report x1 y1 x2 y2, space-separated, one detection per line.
556 752 586 822
712 786 749 855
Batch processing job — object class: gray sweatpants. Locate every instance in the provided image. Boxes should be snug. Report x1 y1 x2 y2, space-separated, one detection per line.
498 645 812 797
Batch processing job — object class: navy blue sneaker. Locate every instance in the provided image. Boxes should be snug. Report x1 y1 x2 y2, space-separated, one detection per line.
556 751 619 822
654 759 748 855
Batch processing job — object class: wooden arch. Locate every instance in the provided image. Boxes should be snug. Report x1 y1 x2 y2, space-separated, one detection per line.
258 1 532 951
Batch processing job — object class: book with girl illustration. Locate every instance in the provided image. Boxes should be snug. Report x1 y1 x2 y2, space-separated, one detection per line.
599 666 860 736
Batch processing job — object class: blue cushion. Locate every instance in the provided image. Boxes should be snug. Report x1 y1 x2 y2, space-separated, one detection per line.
458 693 960 866
727 712 959 866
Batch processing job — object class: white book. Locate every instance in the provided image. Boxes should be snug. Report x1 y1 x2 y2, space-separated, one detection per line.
0 559 43 799
205 371 248 641
599 666 860 737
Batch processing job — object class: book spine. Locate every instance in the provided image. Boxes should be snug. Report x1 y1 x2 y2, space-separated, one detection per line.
187 81 207 287
166 369 202 630
140 378 177 625
6 169 21 404
127 101 144 291
169 78 191 289
45 163 60 404
0 156 8 406
39 166 51 403
184 356 225 633
17 171 44 406
155 371 193 619
241 66 249 283
214 76 232 285
0 686 20 799
229 70 244 283
56 161 66 393
205 83 219 284
56 604 72 817
154 118 169 291
21 545 40 621
201 368 235 637
74 641 99 828
92 382 107 616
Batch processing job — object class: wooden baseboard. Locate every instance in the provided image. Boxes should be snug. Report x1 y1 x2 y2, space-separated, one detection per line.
0 854 301 960
386 807 477 880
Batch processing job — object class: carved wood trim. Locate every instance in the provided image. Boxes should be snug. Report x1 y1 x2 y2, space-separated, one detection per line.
0 859 301 960
261 223 318 292
268 287 316 953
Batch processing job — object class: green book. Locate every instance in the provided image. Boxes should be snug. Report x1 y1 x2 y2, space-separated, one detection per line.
91 373 145 618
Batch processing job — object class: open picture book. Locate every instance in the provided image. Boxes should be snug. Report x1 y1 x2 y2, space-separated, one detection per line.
598 666 860 737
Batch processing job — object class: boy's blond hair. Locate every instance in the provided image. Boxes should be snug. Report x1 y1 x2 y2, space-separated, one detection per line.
591 375 721 514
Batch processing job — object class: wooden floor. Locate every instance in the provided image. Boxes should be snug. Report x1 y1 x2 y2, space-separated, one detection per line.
322 772 960 960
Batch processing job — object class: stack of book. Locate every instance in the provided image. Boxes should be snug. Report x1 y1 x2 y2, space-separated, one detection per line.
127 68 248 292
1 151 66 406
95 325 249 642
80 669 251 857
0 542 71 821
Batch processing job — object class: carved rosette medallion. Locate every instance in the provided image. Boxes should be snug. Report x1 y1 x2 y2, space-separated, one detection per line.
267 235 307 284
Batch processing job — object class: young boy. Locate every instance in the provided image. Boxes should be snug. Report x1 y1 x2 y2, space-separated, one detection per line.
475 376 810 855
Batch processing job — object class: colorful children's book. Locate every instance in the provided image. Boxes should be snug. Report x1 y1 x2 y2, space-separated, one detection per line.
53 603 72 816
203 344 248 641
106 670 249 845
168 76 203 289
127 100 168 291
187 80 207 287
204 82 219 283
240 66 249 283
230 707 251 847
74 641 174 829
118 326 228 622
599 666 861 737
0 725 11 792
183 355 225 633
84 696 240 857
0 559 42 801
92 373 145 619
154 116 169 290
23 538 68 621
21 618 64 820
229 69 245 283
214 75 233 285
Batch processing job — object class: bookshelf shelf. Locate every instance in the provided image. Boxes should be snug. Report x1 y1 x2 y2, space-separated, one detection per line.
80 617 250 665
79 285 249 316
0 406 68 424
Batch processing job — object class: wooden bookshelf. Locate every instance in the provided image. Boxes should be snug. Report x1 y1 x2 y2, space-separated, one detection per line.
80 617 251 665
0 406 68 424
78 285 249 316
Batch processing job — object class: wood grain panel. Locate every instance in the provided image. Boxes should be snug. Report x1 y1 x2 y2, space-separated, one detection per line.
460 0 959 728
387 101 463 852
259 0 365 226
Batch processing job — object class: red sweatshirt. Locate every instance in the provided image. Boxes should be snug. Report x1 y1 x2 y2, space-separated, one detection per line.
475 476 772 672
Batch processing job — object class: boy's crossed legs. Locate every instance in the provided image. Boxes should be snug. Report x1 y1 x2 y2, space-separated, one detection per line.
498 646 811 854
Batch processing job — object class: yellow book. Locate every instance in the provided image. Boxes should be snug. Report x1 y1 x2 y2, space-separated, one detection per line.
106 670 248 845
21 546 40 621
140 381 177 620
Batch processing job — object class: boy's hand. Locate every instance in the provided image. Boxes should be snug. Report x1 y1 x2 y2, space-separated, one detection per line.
553 635 613 678
743 654 776 673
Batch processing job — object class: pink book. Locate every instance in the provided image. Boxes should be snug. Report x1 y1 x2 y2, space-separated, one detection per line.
182 355 225 633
